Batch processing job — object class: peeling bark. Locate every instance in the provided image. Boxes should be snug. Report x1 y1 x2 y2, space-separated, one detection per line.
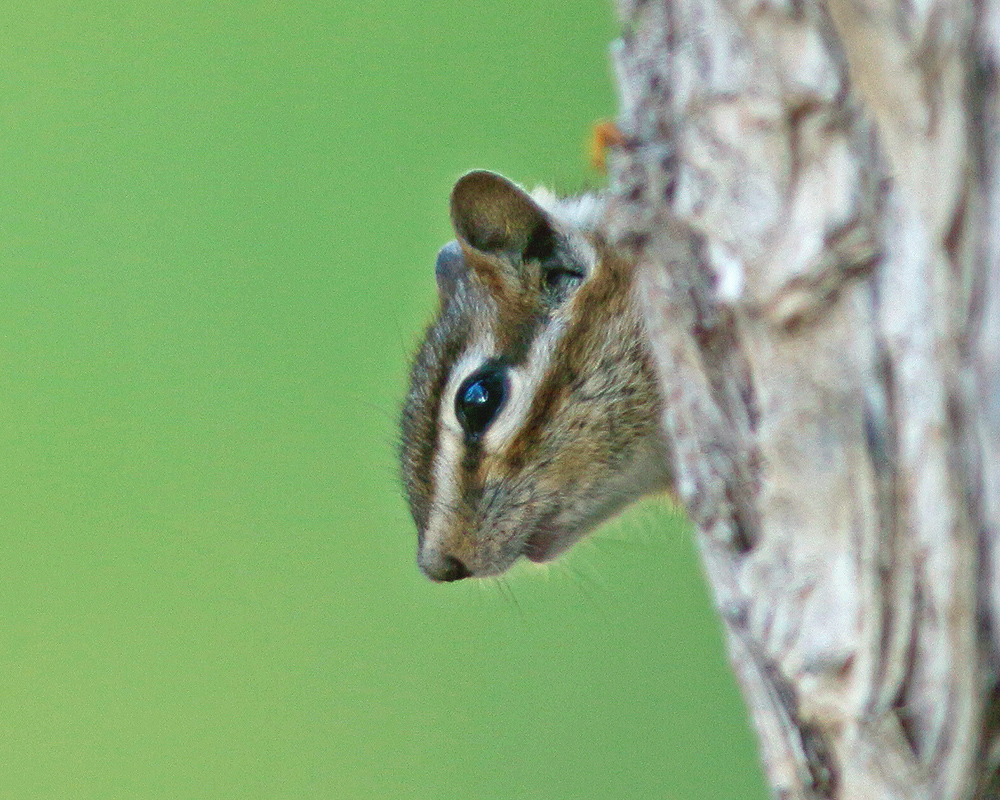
602 1 1000 797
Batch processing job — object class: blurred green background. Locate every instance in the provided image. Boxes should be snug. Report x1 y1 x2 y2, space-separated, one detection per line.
1 2 766 798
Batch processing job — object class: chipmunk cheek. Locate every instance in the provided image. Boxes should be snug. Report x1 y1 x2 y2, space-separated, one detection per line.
523 528 560 563
523 524 579 564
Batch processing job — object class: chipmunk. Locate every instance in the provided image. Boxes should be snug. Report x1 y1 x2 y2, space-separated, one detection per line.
400 171 671 581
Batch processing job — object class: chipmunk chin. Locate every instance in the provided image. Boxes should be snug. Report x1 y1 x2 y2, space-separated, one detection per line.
522 526 578 563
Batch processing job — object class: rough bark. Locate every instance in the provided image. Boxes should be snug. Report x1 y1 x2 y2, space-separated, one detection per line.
601 0 1000 797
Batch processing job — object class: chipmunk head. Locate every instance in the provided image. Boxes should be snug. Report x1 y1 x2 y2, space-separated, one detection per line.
400 171 669 581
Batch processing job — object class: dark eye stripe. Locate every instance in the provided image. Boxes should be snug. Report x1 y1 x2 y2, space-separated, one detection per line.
455 367 507 440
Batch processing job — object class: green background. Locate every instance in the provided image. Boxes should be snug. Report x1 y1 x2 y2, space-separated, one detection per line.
2 2 766 798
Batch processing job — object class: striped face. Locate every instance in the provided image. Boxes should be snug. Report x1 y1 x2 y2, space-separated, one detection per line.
400 172 668 581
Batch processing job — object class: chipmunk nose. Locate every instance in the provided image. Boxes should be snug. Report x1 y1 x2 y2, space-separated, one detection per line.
418 547 472 582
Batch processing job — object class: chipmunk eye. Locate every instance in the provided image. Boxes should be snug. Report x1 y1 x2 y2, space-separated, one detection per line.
455 368 507 439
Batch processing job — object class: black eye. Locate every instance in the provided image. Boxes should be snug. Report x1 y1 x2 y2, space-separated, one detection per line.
455 368 507 439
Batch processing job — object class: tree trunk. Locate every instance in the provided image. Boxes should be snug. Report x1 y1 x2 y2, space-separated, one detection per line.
603 1 1000 797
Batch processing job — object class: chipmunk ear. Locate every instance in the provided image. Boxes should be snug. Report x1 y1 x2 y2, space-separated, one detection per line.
450 171 557 270
433 240 466 303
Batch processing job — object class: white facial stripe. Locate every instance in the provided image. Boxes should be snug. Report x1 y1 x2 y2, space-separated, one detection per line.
484 316 568 451
423 421 463 553
422 335 494 550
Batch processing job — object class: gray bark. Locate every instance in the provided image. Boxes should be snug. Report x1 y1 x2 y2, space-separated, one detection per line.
602 0 1000 797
